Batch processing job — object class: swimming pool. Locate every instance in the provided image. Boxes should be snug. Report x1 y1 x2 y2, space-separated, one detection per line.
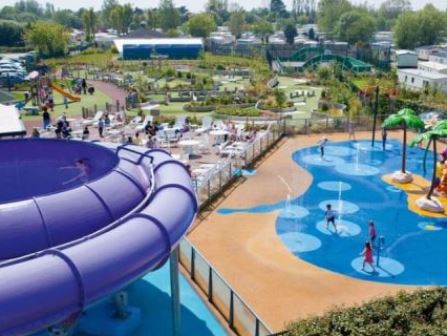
219 139 447 286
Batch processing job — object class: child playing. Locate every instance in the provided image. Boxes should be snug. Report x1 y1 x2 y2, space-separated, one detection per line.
318 137 328 158
360 241 376 273
368 220 376 245
325 204 337 233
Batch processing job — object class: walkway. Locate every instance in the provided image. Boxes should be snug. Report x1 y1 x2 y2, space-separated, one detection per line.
188 131 411 332
89 80 127 107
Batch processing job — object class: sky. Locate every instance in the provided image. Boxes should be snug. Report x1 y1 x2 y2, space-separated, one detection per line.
0 0 445 12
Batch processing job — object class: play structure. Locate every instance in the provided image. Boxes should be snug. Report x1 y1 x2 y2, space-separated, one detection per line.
0 139 197 335
50 82 81 102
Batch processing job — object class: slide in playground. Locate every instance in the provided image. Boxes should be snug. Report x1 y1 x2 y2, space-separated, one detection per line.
50 83 81 102
0 139 197 335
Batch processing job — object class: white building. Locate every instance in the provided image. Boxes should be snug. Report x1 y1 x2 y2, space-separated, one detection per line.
415 46 437 61
374 31 393 43
398 68 447 92
428 50 447 65
395 50 418 68
418 61 447 74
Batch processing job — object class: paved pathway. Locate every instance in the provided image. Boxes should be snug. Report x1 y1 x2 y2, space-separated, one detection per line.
89 80 127 107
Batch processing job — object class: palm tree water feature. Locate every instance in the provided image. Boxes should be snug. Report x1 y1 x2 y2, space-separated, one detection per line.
382 108 425 184
410 120 447 213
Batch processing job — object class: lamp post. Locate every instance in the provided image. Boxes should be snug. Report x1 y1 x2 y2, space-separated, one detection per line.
371 85 379 147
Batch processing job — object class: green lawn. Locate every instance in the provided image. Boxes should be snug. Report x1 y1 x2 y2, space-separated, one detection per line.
21 88 112 121
277 76 322 119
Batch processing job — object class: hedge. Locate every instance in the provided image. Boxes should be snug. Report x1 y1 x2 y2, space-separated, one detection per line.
286 288 447 336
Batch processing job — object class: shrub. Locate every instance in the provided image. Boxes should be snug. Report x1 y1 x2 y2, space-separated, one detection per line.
216 106 261 117
286 288 447 336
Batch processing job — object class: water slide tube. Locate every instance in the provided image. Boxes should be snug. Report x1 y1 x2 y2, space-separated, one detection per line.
0 139 197 335
50 83 81 102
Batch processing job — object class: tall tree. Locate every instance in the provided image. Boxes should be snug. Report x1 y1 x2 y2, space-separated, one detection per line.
187 13 216 38
83 8 97 42
270 0 288 19
284 22 298 44
101 0 119 28
335 10 375 44
253 20 274 43
206 0 229 26
0 21 24 47
111 4 133 36
146 9 159 30
228 10 245 39
158 0 180 32
25 20 69 57
393 5 447 49
317 0 351 37
379 0 411 20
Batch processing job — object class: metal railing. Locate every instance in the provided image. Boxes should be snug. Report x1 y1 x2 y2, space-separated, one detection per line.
179 238 273 336
193 121 284 208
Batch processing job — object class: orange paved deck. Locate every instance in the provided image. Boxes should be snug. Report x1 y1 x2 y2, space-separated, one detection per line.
188 132 417 332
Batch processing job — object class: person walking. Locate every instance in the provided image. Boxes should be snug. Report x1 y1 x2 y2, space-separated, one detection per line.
382 127 387 151
98 118 104 138
325 203 337 233
42 106 51 129
81 78 87 95
82 126 90 140
368 220 377 245
318 137 328 158
360 241 376 273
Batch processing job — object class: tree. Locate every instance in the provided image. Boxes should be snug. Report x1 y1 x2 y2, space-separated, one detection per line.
317 0 351 37
416 5 447 46
284 22 297 44
25 21 69 58
273 88 287 107
253 20 274 43
393 12 419 49
379 0 411 20
411 121 447 200
0 20 24 47
187 13 216 38
228 10 245 39
146 9 159 30
270 0 288 19
394 5 447 49
158 0 180 32
111 4 133 36
101 0 119 28
206 0 229 26
335 10 375 44
83 8 98 42
382 108 424 176
53 10 82 29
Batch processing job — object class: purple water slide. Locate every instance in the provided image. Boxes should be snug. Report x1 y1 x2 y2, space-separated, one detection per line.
0 139 197 335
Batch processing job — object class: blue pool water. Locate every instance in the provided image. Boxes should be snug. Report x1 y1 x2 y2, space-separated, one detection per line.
219 140 447 285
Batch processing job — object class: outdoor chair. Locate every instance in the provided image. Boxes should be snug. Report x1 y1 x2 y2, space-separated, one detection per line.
82 111 103 126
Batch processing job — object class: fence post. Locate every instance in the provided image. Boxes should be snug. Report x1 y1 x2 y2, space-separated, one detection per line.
208 267 213 303
229 291 235 330
191 248 196 281
255 318 260 336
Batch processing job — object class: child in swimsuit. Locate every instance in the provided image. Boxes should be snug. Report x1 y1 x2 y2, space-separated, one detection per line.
368 220 376 244
325 204 337 233
361 241 376 272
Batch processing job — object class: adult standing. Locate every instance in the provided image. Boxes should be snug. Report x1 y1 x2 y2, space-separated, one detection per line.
81 78 87 95
42 106 51 129
98 118 104 138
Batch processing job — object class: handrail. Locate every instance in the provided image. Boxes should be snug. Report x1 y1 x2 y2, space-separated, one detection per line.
181 237 274 335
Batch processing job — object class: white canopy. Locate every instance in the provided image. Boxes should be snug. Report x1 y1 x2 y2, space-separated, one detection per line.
0 104 26 137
